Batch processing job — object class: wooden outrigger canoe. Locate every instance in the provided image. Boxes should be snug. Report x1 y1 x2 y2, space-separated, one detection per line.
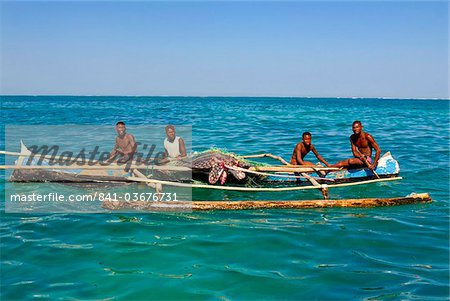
0 143 432 209
2 141 405 201
6 142 399 185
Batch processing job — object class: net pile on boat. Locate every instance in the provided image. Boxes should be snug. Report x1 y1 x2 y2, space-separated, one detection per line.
161 148 268 185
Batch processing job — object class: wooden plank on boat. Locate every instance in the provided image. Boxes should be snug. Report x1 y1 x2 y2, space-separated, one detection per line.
0 164 191 171
240 153 290 164
102 193 431 211
250 165 341 173
125 176 402 191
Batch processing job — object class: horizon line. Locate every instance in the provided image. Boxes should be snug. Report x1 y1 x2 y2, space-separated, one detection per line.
1 94 449 100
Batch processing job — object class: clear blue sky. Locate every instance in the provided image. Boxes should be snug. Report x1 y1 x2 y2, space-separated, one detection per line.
1 1 448 98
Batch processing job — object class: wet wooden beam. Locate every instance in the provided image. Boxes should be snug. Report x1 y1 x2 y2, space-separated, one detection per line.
102 193 432 211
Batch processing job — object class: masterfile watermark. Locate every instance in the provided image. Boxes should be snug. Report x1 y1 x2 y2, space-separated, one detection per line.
5 125 193 213
24 142 168 170
10 193 96 203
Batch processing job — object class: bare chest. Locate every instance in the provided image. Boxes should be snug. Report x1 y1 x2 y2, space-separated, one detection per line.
353 135 370 148
116 136 130 148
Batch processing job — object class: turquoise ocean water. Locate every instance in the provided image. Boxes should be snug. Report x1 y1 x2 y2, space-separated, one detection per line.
1 96 449 300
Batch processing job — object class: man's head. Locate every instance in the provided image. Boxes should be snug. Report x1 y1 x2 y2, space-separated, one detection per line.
302 132 312 146
165 125 176 141
115 121 126 136
352 120 362 135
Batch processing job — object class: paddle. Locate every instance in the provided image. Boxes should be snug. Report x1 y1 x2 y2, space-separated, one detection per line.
357 151 380 179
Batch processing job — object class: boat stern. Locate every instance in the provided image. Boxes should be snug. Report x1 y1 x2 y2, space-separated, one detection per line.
375 151 400 176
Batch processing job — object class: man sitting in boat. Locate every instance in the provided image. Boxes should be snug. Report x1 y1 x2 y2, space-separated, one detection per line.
331 120 381 170
290 132 330 167
164 125 187 159
108 121 137 163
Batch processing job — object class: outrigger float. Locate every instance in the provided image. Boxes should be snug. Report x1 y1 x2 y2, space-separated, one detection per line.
100 193 432 211
0 141 431 210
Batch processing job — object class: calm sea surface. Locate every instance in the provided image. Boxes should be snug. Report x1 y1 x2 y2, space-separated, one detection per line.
1 96 449 300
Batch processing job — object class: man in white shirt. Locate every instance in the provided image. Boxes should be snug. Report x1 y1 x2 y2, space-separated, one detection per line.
164 125 187 159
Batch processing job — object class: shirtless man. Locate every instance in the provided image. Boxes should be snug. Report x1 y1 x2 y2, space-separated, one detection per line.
290 132 330 167
108 121 137 163
331 120 381 170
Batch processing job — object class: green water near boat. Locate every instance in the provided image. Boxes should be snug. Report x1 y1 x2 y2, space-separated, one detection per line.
1 96 449 300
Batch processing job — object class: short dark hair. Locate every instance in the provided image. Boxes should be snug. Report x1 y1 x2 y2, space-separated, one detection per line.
302 132 311 138
352 120 362 126
165 125 175 132
116 121 125 126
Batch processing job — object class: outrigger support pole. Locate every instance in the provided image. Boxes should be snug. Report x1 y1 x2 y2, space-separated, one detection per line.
321 185 329 199
133 169 163 200
300 172 329 199
241 153 332 199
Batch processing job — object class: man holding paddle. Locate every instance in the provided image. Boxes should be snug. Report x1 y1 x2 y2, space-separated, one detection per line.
331 121 381 174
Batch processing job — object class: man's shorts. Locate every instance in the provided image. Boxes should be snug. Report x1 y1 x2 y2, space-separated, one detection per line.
363 155 373 164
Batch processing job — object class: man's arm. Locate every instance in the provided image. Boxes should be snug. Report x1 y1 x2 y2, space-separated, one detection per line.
311 145 330 167
350 137 362 159
125 134 137 155
367 134 381 169
160 141 169 162
178 138 187 158
157 149 169 164
108 137 119 160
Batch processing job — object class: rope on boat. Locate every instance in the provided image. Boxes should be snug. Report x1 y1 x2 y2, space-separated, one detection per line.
126 176 402 192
